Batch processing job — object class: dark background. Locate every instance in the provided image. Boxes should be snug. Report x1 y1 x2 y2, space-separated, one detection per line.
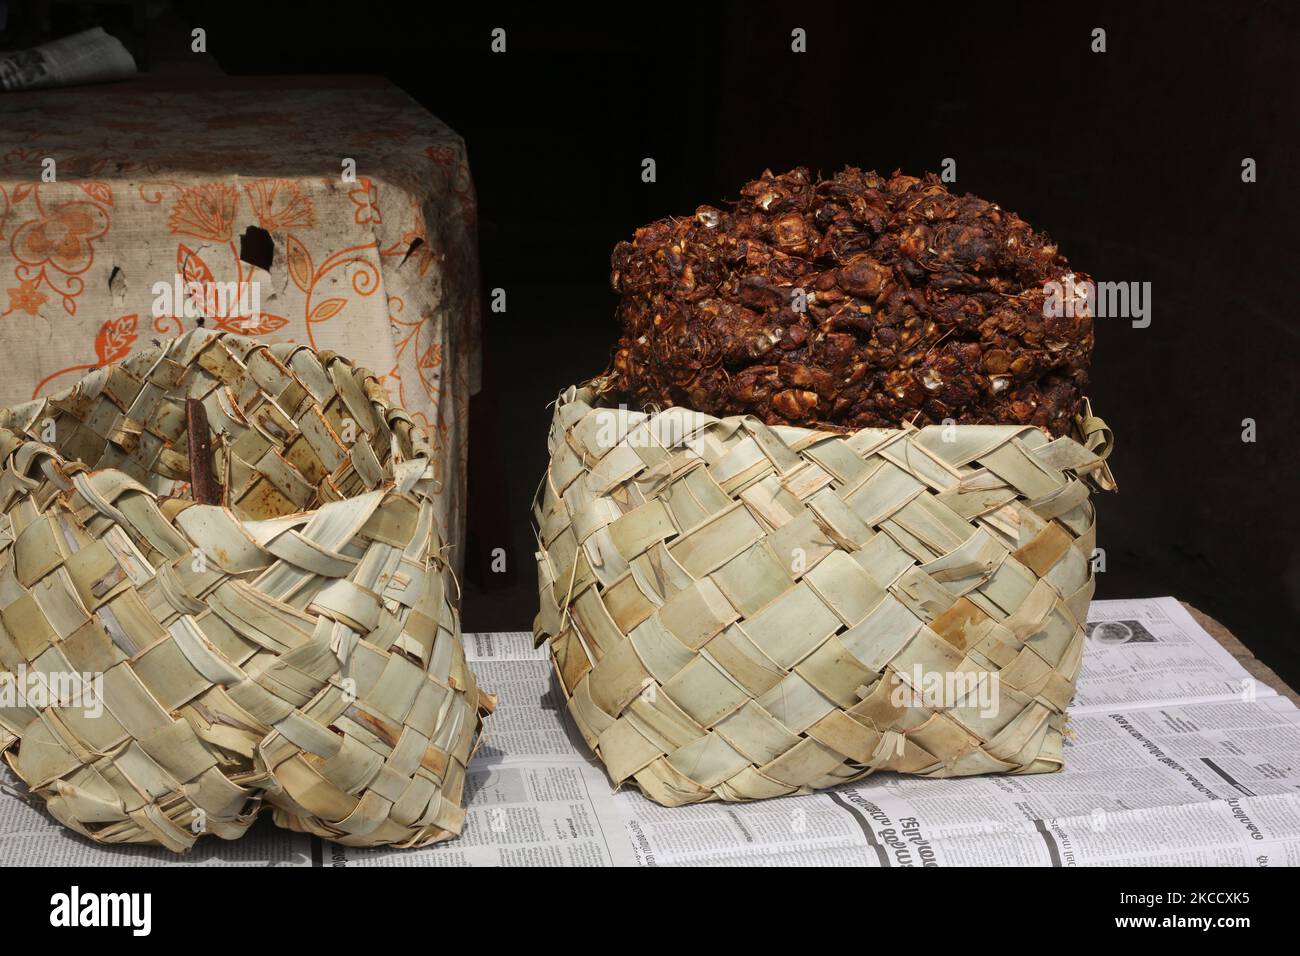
7 1 1298 688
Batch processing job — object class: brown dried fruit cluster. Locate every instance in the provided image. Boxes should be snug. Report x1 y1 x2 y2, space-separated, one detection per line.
609 167 1092 437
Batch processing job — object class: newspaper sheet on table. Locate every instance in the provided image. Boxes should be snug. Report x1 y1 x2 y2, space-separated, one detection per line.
329 597 1300 867
0 27 136 92
2 597 1296 866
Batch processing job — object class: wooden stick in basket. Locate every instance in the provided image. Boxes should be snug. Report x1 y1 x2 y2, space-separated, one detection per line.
186 398 223 505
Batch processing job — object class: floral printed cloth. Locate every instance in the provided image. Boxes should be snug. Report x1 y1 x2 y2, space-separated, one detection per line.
0 79 481 570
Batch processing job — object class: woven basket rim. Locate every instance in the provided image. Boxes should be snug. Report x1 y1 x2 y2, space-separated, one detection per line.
0 330 436 516
556 377 1116 491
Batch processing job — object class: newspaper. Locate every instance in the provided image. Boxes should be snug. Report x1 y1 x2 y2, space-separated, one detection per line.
0 27 136 92
1 597 1296 866
329 632 638 866
331 597 1300 868
1072 598 1266 712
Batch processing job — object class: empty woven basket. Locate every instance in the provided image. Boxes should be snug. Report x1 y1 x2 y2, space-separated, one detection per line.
534 381 1114 807
0 330 491 850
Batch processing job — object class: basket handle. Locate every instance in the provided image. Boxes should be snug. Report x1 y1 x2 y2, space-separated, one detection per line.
1075 397 1117 492
1076 397 1113 461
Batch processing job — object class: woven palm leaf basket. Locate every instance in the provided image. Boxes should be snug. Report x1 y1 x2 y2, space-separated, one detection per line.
0 329 491 850
534 380 1115 807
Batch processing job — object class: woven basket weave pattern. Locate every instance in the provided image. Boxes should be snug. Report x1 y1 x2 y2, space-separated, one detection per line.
534 384 1113 807
0 330 488 850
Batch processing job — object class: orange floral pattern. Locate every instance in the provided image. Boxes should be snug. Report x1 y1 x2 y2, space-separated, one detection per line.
13 201 109 273
96 313 138 364
6 197 112 314
348 177 382 224
3 277 46 316
167 183 239 241
0 85 481 568
245 179 315 231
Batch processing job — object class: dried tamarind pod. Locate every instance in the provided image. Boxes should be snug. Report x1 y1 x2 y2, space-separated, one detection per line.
610 167 1092 437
